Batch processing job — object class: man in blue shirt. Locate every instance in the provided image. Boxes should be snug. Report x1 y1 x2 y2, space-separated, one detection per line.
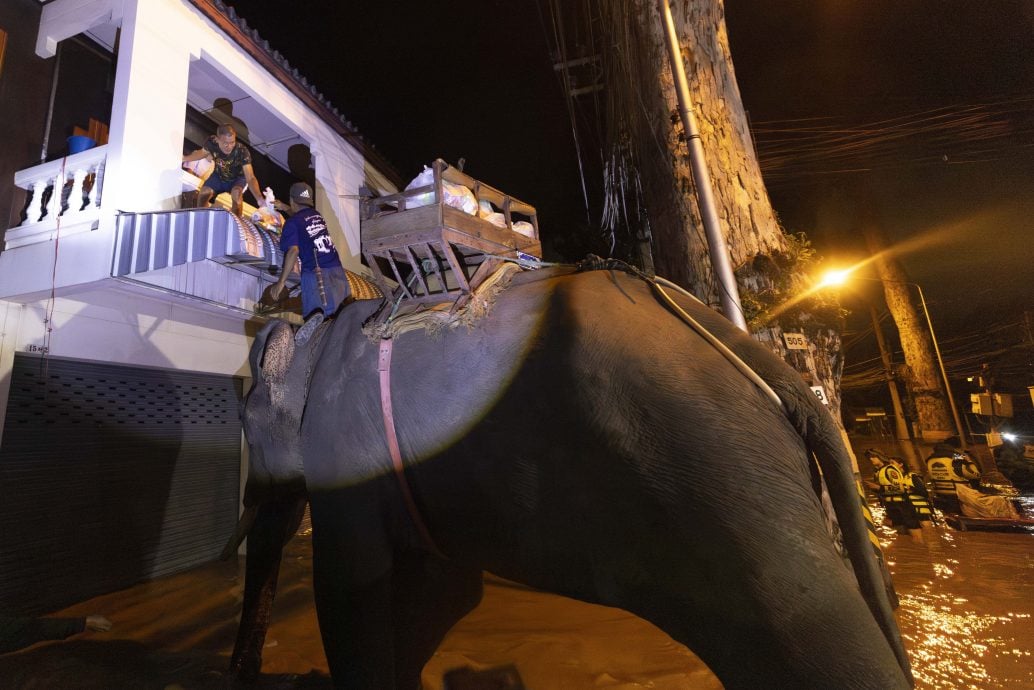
270 182 351 344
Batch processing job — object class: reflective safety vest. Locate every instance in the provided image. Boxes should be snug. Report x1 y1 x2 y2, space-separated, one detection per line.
904 480 932 519
875 466 933 520
927 454 980 497
876 464 906 489
876 464 924 492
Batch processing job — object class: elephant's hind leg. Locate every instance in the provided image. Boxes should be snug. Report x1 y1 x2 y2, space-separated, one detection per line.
648 554 911 689
309 486 483 689
390 551 483 688
310 486 397 688
229 496 307 681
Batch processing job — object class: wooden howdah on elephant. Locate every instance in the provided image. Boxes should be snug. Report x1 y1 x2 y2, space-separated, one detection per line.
230 261 914 689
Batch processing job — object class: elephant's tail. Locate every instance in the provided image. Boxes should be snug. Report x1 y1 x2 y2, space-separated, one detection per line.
806 413 914 686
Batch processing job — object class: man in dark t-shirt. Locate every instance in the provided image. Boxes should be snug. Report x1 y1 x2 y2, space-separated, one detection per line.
271 182 351 344
183 123 263 216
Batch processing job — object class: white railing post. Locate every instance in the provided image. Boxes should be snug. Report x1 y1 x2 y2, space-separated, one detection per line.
8 146 109 249
13 145 107 224
87 160 104 210
25 180 47 224
44 170 62 221
68 166 88 215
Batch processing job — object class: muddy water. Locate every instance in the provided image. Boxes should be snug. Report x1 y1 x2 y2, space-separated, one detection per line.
879 495 1034 690
1 502 1032 688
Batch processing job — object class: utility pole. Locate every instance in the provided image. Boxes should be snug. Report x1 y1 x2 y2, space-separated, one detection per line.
976 362 1010 482
870 305 920 472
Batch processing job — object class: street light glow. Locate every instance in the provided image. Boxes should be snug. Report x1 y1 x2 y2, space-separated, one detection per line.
815 265 968 447
818 268 852 288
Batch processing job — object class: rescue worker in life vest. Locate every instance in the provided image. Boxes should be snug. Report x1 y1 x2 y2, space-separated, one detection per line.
926 442 981 514
866 449 934 542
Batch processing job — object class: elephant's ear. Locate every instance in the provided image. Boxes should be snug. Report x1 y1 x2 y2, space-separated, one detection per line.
250 319 295 383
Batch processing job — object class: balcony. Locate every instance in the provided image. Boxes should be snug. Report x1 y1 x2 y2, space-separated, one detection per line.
8 145 107 250
2 147 288 316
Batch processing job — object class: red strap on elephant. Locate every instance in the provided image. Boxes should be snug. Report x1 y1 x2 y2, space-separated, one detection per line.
378 338 446 558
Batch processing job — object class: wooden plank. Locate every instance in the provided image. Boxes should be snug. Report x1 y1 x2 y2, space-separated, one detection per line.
365 228 448 254
88 118 108 145
441 207 541 253
383 252 413 299
364 222 538 259
362 251 398 299
439 241 470 293
421 242 449 293
362 204 442 242
403 245 431 295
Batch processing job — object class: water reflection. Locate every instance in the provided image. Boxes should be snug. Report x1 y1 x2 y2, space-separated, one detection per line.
875 497 1034 689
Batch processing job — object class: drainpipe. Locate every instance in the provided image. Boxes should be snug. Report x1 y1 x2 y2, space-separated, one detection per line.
658 0 747 332
41 42 62 162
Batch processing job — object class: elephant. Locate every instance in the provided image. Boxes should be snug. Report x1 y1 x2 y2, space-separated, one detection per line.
229 263 913 689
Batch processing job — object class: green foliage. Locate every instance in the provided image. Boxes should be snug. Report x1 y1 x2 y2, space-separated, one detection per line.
737 231 846 334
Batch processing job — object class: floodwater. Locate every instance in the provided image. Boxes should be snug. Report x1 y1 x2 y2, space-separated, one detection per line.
878 495 1034 690
1 502 1032 689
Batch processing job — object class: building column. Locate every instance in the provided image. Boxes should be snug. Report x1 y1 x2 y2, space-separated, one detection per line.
103 0 193 217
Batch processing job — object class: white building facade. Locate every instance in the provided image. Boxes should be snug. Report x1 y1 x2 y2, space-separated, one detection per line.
0 0 397 615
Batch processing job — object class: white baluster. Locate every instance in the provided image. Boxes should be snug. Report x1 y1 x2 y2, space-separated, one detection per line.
67 167 88 215
87 161 103 210
23 180 47 225
44 172 62 221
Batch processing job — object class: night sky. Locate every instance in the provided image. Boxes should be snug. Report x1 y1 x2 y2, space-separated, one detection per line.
235 1 1034 334
724 2 1034 326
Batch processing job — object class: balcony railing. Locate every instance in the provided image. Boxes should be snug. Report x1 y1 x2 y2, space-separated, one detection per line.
8 145 107 249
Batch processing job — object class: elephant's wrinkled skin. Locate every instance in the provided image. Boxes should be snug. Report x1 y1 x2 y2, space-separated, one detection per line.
235 266 913 689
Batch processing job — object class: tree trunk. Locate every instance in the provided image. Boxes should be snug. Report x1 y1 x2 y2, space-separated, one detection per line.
621 0 784 305
863 225 956 441
594 0 846 427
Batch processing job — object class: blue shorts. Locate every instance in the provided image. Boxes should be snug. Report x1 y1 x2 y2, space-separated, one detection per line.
203 176 246 195
300 264 351 318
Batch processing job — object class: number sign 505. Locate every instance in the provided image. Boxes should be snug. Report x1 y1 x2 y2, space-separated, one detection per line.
783 332 808 350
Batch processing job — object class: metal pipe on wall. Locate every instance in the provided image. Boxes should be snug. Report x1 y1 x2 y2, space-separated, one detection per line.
658 0 747 332
41 42 62 162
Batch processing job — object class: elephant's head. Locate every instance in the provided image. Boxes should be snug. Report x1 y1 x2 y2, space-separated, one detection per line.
242 319 306 503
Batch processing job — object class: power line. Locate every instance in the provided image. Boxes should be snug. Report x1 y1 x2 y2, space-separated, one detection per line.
749 97 1034 184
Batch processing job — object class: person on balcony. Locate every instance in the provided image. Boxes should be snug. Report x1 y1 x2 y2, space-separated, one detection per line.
269 182 351 345
182 124 263 217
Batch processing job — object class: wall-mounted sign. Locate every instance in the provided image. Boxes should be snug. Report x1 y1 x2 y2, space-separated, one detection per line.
783 332 808 350
810 386 829 406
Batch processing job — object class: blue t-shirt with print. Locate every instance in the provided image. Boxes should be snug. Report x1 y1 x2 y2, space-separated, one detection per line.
279 207 342 271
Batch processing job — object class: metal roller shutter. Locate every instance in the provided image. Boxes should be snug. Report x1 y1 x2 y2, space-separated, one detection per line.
0 354 242 616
